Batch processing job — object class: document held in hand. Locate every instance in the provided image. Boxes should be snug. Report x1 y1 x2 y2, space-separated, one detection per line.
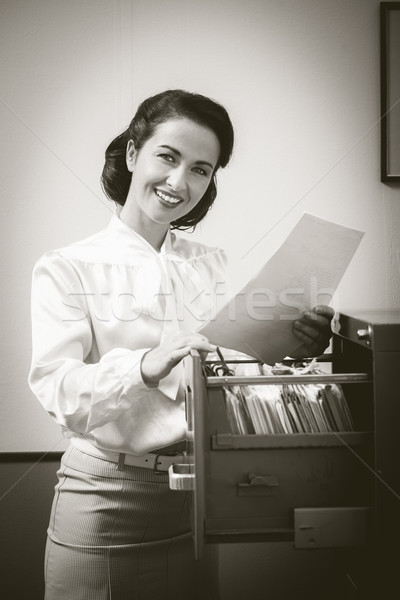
200 213 364 364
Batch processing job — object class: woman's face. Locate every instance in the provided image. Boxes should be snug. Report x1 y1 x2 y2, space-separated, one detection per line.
125 117 220 228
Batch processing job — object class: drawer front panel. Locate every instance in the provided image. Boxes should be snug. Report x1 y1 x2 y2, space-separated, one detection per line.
205 446 373 531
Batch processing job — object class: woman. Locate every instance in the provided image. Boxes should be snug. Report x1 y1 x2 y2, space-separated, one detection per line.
29 89 333 599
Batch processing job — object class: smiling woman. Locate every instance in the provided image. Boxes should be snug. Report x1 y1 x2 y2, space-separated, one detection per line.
28 89 333 600
120 118 221 249
101 89 234 234
28 89 235 600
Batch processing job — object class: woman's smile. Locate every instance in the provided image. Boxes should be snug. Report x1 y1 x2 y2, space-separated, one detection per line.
154 187 185 207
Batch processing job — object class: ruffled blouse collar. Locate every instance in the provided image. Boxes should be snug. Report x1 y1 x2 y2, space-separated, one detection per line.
108 211 172 256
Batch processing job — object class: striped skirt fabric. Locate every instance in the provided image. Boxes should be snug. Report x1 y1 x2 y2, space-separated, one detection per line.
44 445 220 600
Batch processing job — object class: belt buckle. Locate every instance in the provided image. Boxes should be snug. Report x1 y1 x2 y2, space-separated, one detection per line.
153 453 164 474
152 451 184 474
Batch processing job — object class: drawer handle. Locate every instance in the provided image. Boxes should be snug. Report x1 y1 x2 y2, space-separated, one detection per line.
237 473 279 497
168 463 195 491
356 327 372 346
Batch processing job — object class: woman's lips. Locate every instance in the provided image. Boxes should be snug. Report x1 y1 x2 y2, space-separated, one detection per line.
154 188 185 206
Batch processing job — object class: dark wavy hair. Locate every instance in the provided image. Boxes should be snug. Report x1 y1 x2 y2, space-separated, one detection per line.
101 89 234 230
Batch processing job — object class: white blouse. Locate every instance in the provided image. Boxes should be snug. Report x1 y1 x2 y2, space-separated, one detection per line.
28 214 229 455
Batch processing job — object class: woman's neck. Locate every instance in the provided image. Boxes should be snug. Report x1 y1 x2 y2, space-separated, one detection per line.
119 205 168 252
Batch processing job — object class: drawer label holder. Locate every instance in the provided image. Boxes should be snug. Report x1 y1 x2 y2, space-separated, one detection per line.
237 472 279 497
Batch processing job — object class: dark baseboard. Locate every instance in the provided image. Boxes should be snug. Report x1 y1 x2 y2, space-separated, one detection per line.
0 451 64 462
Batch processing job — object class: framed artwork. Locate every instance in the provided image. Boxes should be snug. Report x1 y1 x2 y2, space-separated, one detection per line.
380 2 400 182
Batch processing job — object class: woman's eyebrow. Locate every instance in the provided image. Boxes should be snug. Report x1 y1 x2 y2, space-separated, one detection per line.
157 145 215 169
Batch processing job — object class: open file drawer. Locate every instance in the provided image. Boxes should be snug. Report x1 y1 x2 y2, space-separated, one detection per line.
173 352 373 559
169 311 400 594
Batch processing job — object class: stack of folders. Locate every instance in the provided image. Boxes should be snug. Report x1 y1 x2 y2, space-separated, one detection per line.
222 360 354 436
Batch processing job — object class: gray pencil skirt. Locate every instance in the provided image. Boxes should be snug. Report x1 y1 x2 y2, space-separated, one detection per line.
44 445 220 600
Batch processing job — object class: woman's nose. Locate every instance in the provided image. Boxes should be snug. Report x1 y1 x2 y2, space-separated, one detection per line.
166 167 186 192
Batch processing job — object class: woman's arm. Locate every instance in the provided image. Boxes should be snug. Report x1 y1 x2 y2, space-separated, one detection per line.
28 252 179 435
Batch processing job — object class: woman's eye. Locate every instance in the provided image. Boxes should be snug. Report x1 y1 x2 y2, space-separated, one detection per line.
159 153 175 162
192 167 207 176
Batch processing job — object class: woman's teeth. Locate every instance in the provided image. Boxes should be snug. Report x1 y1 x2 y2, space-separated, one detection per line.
155 190 182 204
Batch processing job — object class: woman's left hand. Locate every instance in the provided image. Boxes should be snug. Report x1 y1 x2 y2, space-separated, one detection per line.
291 305 334 358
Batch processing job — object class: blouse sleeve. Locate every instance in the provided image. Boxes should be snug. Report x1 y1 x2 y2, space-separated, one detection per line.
28 252 158 435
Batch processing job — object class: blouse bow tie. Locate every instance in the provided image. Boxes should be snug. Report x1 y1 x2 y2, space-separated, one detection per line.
131 253 211 326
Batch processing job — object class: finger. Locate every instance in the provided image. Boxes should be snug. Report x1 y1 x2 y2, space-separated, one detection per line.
169 346 191 363
299 312 332 332
310 305 335 319
168 340 216 363
292 330 327 357
293 325 319 344
189 339 217 353
173 333 216 351
294 329 322 346
293 321 328 344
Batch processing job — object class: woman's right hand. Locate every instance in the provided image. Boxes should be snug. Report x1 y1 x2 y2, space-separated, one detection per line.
140 331 217 388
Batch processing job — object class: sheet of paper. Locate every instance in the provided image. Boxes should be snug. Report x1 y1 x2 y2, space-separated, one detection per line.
200 213 364 364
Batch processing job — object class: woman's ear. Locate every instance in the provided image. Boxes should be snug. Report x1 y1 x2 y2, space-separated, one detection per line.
126 139 137 173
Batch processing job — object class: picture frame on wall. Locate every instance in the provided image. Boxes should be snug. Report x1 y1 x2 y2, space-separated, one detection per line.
380 2 400 182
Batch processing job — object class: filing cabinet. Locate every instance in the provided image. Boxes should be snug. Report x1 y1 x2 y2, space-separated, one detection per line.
169 311 400 594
